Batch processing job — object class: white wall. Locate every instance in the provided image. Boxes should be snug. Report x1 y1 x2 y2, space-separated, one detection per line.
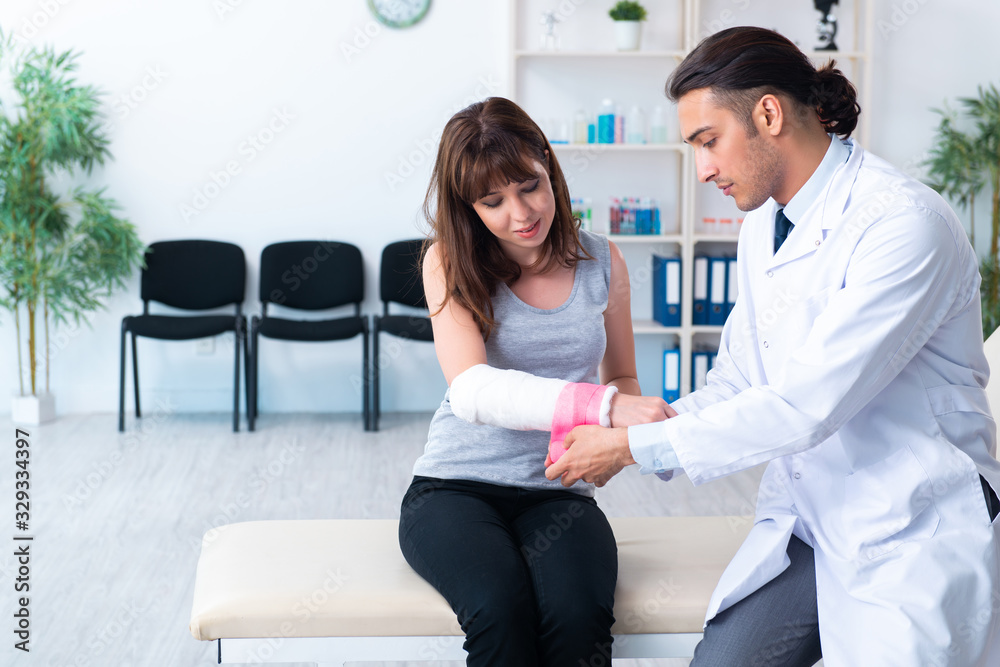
0 0 997 417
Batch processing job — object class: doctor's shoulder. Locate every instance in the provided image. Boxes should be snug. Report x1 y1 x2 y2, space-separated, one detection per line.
845 154 968 251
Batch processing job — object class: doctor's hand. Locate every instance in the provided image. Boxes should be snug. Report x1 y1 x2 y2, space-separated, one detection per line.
544 425 633 488
608 394 676 428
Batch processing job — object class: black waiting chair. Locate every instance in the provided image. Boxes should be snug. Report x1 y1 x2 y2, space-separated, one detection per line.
248 240 370 431
371 239 434 431
119 240 246 432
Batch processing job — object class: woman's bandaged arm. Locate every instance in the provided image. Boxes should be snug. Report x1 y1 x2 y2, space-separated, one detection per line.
449 364 616 454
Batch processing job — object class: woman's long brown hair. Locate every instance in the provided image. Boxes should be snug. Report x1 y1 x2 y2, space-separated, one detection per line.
422 97 590 340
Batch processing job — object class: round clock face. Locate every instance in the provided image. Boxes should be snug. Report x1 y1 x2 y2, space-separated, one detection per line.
367 0 431 29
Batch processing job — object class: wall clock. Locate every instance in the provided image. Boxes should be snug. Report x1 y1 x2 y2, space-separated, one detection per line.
367 0 431 29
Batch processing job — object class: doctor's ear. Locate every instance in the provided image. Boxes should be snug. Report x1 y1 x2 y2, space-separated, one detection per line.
755 94 784 137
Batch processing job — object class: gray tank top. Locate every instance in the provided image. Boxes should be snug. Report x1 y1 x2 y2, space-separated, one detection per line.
412 230 611 497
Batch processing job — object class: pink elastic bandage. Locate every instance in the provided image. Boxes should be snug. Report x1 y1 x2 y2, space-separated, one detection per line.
548 383 612 464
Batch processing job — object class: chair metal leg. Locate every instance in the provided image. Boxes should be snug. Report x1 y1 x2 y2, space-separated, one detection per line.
249 324 259 431
131 332 141 418
243 322 252 430
119 321 128 432
363 322 372 432
233 324 241 433
371 322 380 432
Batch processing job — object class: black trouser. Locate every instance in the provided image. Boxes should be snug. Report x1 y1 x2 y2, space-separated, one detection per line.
399 476 618 667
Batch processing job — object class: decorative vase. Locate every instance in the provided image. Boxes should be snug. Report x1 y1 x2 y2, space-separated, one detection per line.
12 393 56 424
615 20 642 51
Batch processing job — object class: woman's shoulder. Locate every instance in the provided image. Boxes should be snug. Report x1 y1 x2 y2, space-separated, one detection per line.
577 229 610 259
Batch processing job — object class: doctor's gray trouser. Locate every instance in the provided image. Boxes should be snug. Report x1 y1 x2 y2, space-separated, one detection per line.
690 476 1000 667
690 534 822 667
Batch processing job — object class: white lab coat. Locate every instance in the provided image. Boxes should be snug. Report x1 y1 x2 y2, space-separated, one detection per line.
663 139 1000 665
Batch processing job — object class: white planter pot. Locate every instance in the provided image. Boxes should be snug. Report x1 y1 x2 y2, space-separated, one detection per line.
615 21 642 51
12 393 56 425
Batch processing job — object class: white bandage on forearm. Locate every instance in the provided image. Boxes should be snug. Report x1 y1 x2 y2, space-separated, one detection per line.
598 388 616 428
449 364 568 430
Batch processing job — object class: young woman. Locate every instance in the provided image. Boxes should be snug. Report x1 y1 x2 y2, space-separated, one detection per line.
398 96 670 666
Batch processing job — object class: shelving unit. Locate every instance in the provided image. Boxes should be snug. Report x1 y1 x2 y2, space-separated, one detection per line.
509 0 872 398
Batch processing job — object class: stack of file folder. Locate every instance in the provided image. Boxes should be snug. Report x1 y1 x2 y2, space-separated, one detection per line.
661 348 719 402
653 254 738 327
692 255 738 325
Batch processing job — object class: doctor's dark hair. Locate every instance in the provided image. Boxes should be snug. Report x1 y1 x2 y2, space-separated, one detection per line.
422 96 590 340
666 26 860 138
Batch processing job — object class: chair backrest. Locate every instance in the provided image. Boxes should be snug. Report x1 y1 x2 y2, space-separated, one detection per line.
380 239 427 311
141 240 246 310
259 240 363 310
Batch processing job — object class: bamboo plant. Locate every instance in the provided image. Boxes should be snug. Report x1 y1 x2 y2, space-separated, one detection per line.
0 32 145 399
925 84 1000 338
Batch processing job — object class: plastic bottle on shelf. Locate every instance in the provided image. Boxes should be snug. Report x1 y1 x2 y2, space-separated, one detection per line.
573 110 588 144
597 99 615 144
627 106 646 144
551 117 570 144
639 197 652 234
615 105 625 144
650 106 668 144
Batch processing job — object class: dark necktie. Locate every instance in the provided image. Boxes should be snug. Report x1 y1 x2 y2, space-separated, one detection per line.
774 208 794 253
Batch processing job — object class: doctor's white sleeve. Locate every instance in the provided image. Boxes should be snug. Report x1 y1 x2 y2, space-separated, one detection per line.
628 286 755 480
662 206 976 486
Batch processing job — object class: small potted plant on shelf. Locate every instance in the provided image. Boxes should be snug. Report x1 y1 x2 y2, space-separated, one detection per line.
609 1 647 51
924 83 1000 338
0 32 145 423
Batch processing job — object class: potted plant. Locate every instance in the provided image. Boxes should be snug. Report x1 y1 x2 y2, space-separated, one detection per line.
925 83 1000 338
0 32 145 423
609 1 647 51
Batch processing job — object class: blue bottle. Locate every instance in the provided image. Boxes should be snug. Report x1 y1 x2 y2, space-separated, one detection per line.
597 99 615 144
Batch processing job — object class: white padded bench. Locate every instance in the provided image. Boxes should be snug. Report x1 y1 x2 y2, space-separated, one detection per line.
189 516 751 665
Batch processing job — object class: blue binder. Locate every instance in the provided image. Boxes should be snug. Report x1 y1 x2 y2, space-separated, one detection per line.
725 257 739 319
692 256 709 325
652 254 681 327
663 348 681 403
692 350 711 392
708 257 728 325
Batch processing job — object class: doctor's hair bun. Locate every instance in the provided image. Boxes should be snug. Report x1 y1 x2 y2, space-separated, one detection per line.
667 26 861 139
813 62 861 138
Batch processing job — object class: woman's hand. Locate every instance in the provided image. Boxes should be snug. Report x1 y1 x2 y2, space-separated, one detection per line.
608 393 676 428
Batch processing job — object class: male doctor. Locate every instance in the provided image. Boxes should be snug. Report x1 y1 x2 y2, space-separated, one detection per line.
546 27 1000 666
